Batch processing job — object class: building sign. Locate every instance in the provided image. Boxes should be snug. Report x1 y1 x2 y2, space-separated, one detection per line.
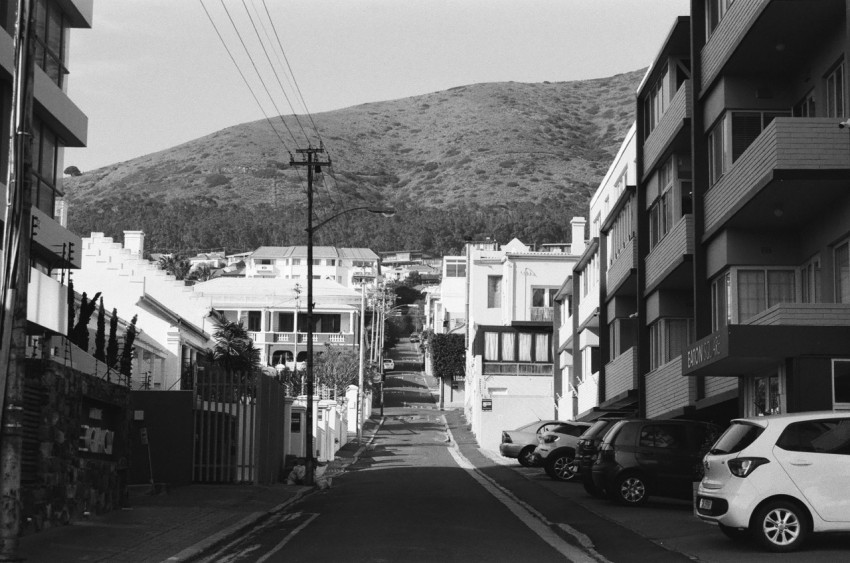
482 399 492 411
79 425 114 455
683 331 728 375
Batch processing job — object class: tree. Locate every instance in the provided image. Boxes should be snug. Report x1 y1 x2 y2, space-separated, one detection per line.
206 318 261 373
313 344 369 398
94 297 106 361
431 334 465 380
120 315 138 379
158 254 192 280
106 308 119 368
186 263 214 283
70 291 101 352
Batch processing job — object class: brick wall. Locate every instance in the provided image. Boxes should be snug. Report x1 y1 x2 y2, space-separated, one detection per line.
21 359 131 534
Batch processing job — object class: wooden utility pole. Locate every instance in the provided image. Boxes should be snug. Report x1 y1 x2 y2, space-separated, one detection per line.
0 0 35 559
290 147 330 486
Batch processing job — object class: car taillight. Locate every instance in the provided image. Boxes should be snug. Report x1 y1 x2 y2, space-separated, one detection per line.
727 457 769 477
542 435 558 444
597 443 614 463
502 432 511 444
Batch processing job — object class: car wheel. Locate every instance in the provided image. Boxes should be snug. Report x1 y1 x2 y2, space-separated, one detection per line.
751 500 809 552
517 446 537 468
611 473 648 506
545 452 579 482
718 523 750 542
582 475 606 498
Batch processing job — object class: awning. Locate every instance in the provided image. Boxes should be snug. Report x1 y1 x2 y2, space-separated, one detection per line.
683 325 850 377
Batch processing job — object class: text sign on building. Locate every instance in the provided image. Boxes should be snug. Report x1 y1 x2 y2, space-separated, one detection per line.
482 399 493 411
683 330 728 375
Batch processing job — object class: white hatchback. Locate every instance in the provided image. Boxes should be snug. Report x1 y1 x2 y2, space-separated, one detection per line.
697 411 850 552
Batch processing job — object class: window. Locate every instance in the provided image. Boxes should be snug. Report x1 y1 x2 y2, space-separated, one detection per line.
708 111 790 185
291 258 301 266
801 256 821 304
609 198 634 265
712 268 795 326
33 0 68 88
312 259 322 266
259 259 272 265
752 371 782 416
836 241 850 303
247 311 261 332
532 288 557 307
291 414 301 433
826 60 845 119
31 118 63 217
649 318 692 370
483 330 549 366
640 424 686 449
487 276 502 308
643 67 668 138
711 272 731 331
777 418 850 454
793 91 816 117
834 360 850 408
706 0 735 37
445 259 466 277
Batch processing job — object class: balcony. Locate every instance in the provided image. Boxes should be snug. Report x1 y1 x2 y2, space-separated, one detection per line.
643 80 691 174
248 331 355 346
701 0 842 94
644 215 694 292
604 346 636 402
645 356 689 419
482 362 553 377
606 238 636 298
745 303 850 327
703 118 850 238
530 307 554 322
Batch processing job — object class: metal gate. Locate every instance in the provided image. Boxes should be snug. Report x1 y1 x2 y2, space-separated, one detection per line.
192 363 286 484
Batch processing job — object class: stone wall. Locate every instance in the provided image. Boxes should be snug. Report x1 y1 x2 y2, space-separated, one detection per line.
20 359 131 533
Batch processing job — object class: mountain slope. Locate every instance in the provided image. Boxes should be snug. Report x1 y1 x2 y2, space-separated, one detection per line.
65 69 644 254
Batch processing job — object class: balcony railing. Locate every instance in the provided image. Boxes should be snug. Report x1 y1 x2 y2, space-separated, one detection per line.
482 362 553 376
745 303 850 327
607 238 636 297
643 80 691 172
701 0 766 91
530 307 554 322
604 346 636 401
248 331 356 346
644 215 694 291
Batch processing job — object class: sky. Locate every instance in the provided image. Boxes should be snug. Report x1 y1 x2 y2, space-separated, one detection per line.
64 0 691 173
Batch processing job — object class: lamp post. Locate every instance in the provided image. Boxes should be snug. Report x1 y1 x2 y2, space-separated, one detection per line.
291 147 395 486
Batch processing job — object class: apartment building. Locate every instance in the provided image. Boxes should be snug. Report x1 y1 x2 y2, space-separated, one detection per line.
465 226 584 451
245 245 379 287
559 125 638 422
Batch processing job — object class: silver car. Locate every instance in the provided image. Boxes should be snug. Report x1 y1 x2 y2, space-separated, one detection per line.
532 421 592 481
499 420 564 467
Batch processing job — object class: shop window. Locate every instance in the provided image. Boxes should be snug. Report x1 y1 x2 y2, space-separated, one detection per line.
833 360 850 409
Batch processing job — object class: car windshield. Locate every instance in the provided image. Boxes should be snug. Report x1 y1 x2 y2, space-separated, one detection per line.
709 422 764 455
581 420 615 440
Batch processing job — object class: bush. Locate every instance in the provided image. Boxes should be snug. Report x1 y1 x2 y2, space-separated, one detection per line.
431 334 465 381
205 174 230 187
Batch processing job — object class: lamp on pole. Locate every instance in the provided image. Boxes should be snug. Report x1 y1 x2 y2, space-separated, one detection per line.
290 144 395 486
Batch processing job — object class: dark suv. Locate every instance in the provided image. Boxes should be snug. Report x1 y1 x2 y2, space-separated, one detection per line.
575 418 622 497
591 419 721 506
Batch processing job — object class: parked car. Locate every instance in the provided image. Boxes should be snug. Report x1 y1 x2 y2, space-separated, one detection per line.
410 334 420 343
499 420 565 467
575 418 623 496
697 411 850 552
592 418 721 506
532 421 592 481
382 358 395 371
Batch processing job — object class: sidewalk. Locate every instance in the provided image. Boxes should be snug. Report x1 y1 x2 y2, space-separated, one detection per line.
15 419 380 563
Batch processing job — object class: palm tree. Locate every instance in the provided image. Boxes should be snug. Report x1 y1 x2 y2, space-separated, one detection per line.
206 319 261 373
158 254 191 280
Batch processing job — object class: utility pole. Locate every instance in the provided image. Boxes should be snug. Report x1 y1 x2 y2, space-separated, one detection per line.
0 0 35 558
356 279 366 444
290 147 330 487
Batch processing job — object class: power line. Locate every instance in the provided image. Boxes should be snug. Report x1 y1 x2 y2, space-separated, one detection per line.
240 0 311 145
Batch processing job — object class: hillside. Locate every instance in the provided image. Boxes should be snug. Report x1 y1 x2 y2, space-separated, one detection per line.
65 69 644 255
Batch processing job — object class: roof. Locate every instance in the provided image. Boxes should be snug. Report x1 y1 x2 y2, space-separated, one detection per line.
191 277 361 310
250 246 378 260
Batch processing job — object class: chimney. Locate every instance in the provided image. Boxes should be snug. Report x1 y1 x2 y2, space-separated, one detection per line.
124 230 145 257
570 217 586 256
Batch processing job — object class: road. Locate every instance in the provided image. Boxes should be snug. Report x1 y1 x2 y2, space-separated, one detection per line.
203 339 850 562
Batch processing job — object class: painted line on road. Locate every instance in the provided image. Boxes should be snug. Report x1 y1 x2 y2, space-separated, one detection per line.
255 513 320 563
443 416 609 563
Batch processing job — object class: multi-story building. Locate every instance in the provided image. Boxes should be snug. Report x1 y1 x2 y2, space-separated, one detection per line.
0 1 91 349
244 245 379 288
191 276 362 369
559 125 638 422
465 225 584 451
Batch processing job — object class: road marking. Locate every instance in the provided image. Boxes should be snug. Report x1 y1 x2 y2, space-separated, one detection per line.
443 416 608 563
254 513 320 563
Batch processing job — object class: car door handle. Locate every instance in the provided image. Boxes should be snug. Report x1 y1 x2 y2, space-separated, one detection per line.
790 460 812 466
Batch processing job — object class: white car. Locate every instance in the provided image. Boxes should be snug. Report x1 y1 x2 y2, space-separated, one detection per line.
697 411 850 552
382 358 394 371
531 421 591 481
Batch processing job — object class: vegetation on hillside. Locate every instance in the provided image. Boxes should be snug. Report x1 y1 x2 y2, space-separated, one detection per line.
65 71 643 255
